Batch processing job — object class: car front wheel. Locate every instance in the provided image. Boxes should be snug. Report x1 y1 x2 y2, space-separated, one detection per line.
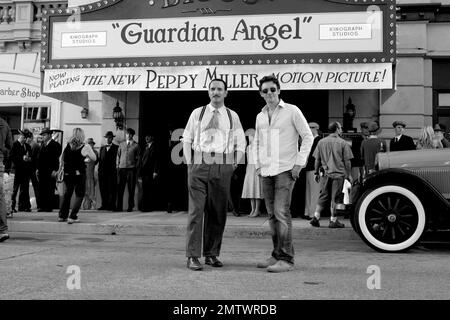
354 185 426 252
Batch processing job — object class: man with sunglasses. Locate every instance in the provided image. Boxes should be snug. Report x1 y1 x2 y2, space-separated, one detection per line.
254 74 314 273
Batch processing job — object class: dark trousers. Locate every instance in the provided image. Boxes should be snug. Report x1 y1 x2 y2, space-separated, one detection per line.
59 174 86 219
117 168 137 211
11 172 31 211
30 171 40 209
0 154 7 233
186 163 234 258
140 175 156 212
261 171 296 264
38 171 56 211
99 169 117 210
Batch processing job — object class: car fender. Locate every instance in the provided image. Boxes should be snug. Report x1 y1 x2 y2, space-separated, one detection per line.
360 168 450 228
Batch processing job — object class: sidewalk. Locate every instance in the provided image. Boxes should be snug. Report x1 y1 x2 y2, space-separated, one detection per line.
7 210 360 241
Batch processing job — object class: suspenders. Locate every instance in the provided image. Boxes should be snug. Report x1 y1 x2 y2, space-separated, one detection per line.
195 106 233 154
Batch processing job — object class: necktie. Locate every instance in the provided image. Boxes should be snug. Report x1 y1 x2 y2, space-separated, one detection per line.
204 109 219 131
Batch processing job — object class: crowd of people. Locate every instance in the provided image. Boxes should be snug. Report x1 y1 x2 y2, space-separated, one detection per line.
1 76 450 271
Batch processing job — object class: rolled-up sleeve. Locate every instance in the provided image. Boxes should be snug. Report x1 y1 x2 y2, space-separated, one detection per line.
293 108 314 167
182 109 197 144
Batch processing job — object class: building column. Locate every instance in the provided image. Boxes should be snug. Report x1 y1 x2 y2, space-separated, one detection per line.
380 21 433 141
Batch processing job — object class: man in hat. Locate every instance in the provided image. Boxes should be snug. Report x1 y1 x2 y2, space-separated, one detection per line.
10 129 33 213
36 128 62 212
434 124 450 148
98 131 119 211
390 121 416 152
138 133 159 212
116 128 140 212
0 115 13 242
361 121 386 176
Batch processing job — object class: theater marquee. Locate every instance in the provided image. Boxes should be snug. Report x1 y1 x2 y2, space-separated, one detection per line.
42 0 397 92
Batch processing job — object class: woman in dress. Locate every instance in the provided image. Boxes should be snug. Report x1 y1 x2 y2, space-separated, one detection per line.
241 131 263 217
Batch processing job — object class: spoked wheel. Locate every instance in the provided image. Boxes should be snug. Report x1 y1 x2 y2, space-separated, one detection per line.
354 185 426 252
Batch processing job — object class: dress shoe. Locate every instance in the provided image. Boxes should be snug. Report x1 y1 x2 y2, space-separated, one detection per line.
67 218 80 224
0 233 10 243
187 257 203 271
205 256 223 267
329 220 345 228
310 217 320 227
257 256 278 268
267 260 294 273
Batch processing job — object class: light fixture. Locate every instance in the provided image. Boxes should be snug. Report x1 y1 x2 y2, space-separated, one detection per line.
81 107 89 119
113 101 124 130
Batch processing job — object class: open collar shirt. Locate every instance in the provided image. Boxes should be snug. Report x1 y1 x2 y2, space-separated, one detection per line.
255 99 314 177
182 104 246 154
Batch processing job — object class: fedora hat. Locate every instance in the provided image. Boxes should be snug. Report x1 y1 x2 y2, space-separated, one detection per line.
40 128 53 135
104 131 115 138
86 138 95 145
18 129 32 138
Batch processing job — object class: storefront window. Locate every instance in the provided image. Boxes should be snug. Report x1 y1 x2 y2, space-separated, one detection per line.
23 105 50 135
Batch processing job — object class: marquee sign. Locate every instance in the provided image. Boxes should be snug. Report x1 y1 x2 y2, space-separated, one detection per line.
43 63 392 92
41 0 396 91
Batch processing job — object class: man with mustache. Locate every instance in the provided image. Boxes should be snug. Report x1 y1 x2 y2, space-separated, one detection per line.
182 79 246 271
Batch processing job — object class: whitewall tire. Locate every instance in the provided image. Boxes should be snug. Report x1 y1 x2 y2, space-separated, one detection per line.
355 185 426 252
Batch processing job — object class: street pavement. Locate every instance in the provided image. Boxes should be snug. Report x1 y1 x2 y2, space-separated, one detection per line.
1 232 449 300
6 210 360 240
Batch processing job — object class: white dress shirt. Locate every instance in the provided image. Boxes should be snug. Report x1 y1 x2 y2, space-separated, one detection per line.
182 104 246 154
255 99 313 177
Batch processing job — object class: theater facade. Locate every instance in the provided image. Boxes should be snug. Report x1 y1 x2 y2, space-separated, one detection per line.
36 0 399 210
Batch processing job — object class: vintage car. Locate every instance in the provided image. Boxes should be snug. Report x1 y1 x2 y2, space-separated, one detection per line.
351 148 450 253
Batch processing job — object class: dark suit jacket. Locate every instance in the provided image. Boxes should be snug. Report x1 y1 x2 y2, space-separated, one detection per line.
37 139 62 174
11 141 32 173
98 143 119 175
138 142 159 178
390 135 416 152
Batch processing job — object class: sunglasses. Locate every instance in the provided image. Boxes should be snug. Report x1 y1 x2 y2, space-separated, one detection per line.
261 87 277 94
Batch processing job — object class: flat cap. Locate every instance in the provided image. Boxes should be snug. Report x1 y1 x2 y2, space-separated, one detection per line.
392 121 406 128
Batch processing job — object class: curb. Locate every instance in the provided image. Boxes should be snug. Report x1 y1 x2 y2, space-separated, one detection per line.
8 221 360 241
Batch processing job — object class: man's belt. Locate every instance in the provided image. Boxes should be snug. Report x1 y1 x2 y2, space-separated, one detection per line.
193 151 234 165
